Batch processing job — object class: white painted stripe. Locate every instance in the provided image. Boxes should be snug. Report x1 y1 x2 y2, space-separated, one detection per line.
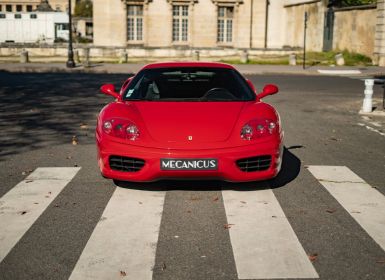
70 188 165 280
222 189 318 279
308 166 385 251
357 123 385 137
0 167 80 262
317 69 361 75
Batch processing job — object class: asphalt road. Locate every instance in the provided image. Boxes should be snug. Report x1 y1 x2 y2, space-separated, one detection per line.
0 71 384 280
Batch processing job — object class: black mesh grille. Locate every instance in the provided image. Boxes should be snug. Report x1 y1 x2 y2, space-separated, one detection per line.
109 156 145 172
236 155 272 172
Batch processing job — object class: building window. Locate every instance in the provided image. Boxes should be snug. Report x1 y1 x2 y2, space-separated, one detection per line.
30 14 37 19
16 5 22 12
0 14 5 19
6 5 12 12
172 5 188 42
0 5 2 12
26 5 33 12
127 5 143 41
15 14 22 19
217 7 233 43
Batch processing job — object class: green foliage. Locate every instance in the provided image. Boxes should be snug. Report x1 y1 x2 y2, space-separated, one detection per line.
74 0 93 17
337 0 377 7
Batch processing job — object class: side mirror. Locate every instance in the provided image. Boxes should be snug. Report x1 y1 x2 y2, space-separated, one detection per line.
246 79 257 93
256 84 278 100
100 84 121 100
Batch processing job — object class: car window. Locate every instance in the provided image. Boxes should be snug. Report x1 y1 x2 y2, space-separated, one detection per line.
123 67 255 101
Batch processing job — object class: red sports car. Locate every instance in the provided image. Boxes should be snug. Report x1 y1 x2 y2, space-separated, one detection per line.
96 62 283 182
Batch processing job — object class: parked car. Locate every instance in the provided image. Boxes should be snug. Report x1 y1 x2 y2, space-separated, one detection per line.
96 62 283 183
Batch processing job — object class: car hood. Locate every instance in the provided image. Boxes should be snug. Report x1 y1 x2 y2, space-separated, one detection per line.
132 102 245 144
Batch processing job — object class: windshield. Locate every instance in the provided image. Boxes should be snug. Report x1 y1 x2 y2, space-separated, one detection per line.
122 67 255 101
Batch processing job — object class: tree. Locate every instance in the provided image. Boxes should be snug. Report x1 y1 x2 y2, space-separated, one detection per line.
74 0 93 17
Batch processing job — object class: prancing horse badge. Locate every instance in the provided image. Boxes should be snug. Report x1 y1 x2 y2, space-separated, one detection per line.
188 136 193 141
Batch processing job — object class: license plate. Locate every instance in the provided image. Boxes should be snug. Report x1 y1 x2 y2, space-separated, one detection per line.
160 158 218 170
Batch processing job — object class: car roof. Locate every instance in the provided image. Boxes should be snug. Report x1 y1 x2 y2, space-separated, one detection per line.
141 61 235 70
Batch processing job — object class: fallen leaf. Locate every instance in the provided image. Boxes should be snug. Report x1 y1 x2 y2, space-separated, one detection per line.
351 211 361 214
162 262 167 270
20 211 27 215
25 180 34 183
329 137 341 142
376 260 385 264
240 201 246 204
190 196 201 201
80 123 88 129
186 210 191 213
224 224 234 229
120 270 127 276
308 253 318 262
72 136 78 145
326 208 337 214
272 215 277 218
138 201 143 204
66 155 73 159
174 235 179 238
212 196 219 202
74 163 78 167
54 204 60 208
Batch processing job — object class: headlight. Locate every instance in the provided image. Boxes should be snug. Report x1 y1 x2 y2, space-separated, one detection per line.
102 118 140 141
241 119 278 140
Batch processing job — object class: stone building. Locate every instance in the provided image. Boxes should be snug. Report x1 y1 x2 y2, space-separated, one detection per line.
93 0 269 49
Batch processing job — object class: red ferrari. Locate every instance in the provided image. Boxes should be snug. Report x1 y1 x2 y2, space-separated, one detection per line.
96 62 283 182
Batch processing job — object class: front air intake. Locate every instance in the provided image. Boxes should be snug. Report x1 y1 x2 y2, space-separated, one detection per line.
236 155 271 172
109 156 145 172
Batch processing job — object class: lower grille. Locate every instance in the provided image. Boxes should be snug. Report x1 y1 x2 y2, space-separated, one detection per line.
236 155 272 172
109 155 145 172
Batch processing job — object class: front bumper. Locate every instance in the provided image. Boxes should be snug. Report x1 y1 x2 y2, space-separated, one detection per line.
97 138 283 182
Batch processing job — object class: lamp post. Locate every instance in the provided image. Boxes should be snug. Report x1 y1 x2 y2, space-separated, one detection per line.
66 0 75 68
303 11 308 70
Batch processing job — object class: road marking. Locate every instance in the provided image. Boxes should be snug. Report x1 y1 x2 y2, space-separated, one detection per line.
317 69 361 75
0 167 80 263
357 123 385 137
222 189 318 279
70 188 165 280
308 166 385 251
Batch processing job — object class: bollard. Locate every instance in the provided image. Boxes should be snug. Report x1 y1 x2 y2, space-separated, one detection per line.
74 50 81 63
289 53 297 66
20 50 29 63
335 53 345 66
362 79 374 113
193 50 200 61
119 50 128 64
83 48 90 68
240 50 249 63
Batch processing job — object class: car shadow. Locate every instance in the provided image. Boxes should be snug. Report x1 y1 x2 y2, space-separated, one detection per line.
0 71 133 161
115 147 301 191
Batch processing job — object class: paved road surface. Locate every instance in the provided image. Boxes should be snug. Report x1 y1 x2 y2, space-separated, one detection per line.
0 72 384 280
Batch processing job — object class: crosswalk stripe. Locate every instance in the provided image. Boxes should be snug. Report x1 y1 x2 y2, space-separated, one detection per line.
308 166 385 251
222 189 319 279
0 167 81 263
69 188 165 280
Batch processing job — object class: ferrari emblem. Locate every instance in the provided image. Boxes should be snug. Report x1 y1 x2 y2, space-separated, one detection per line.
188 136 193 141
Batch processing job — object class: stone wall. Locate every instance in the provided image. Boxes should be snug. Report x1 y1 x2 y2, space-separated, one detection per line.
374 0 385 66
333 6 377 58
283 0 326 51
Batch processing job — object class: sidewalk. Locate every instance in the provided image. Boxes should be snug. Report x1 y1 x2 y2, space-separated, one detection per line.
0 62 385 77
